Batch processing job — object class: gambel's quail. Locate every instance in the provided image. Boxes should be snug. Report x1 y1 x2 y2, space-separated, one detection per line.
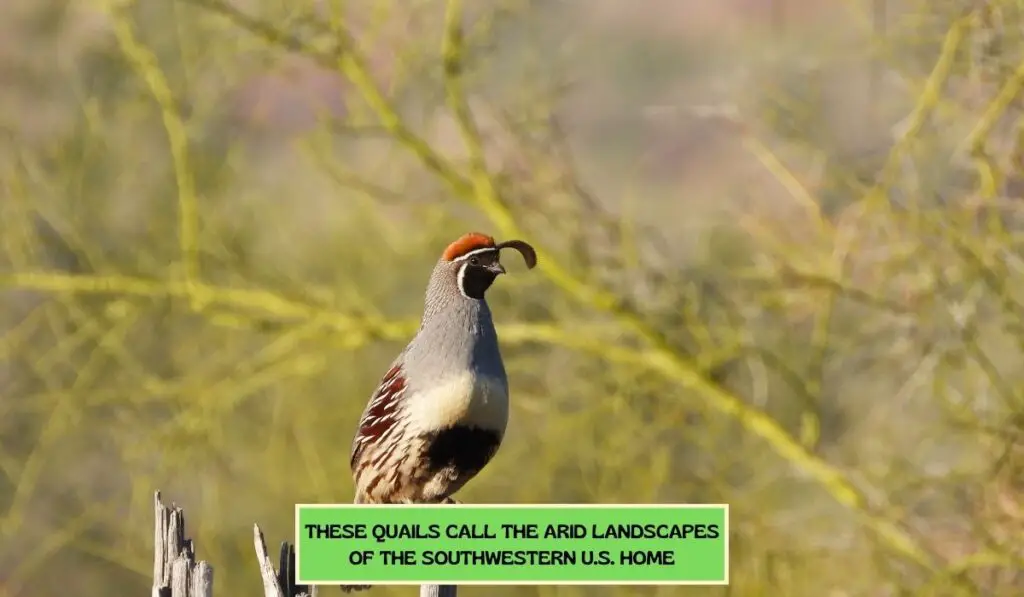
340 233 536 591
348 232 537 509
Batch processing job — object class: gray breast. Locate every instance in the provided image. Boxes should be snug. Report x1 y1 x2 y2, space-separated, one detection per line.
407 297 506 385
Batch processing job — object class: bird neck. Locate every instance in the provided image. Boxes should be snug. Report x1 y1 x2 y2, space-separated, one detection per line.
420 261 492 326
409 293 499 380
410 262 501 376
420 290 491 333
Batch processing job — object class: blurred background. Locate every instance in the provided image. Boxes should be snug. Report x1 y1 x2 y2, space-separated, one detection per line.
1 0 1023 595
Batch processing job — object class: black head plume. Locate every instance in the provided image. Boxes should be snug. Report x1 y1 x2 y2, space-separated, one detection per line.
494 239 537 270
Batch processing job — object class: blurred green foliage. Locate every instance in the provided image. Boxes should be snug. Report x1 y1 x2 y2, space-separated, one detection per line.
0 0 1022 596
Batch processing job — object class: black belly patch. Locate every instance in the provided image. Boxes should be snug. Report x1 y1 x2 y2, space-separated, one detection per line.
421 425 502 475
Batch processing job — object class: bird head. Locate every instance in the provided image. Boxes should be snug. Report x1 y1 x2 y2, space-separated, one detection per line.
440 232 537 300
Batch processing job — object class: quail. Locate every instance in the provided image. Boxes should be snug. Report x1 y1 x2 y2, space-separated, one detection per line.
348 232 536 504
342 234 537 592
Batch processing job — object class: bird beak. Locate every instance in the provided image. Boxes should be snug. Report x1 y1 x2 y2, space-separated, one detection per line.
487 262 506 276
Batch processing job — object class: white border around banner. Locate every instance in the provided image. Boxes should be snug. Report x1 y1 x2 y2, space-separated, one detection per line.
293 503 730 586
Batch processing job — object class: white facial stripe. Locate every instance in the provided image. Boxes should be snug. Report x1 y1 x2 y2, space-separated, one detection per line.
453 247 498 262
456 262 470 299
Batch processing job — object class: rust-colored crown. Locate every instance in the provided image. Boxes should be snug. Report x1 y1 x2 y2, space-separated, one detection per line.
442 232 496 261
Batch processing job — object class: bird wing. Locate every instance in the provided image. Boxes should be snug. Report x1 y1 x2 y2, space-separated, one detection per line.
349 358 408 472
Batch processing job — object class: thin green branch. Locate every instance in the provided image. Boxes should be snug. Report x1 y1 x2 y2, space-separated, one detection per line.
106 3 201 295
177 0 467 190
863 10 973 210
962 47 1024 154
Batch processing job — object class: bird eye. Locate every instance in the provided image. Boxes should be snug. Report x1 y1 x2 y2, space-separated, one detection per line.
469 256 480 265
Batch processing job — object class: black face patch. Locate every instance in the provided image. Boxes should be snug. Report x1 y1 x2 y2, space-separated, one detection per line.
457 250 501 299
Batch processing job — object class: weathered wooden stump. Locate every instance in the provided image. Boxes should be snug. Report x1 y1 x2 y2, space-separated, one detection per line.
152 491 213 597
152 491 317 597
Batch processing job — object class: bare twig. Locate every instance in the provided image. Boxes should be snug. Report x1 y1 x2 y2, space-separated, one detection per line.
253 524 319 597
253 524 287 597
